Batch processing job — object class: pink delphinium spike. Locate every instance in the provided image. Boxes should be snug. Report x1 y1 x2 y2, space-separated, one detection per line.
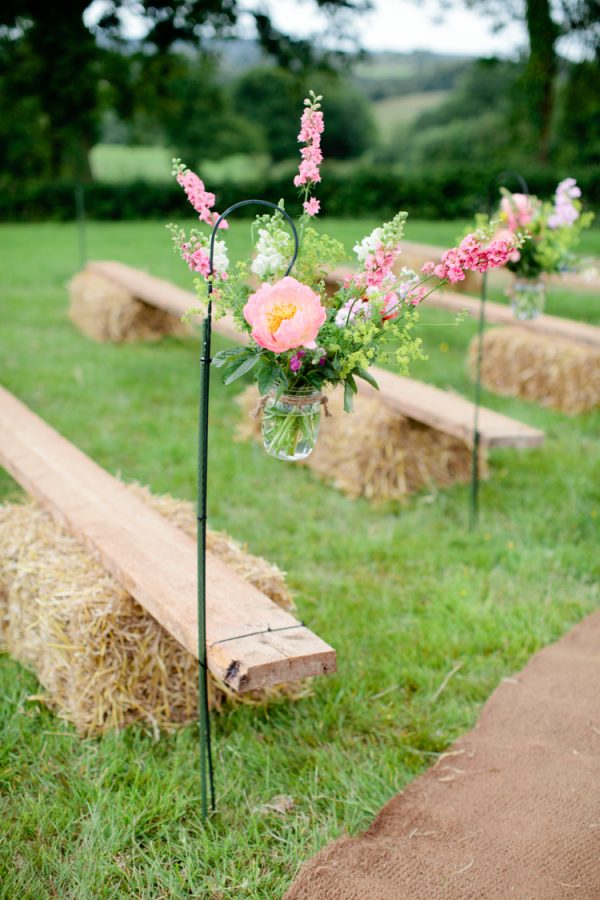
294 92 324 215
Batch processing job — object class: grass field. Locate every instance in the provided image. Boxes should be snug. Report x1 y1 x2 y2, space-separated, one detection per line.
372 91 450 139
90 145 174 183
1 219 599 898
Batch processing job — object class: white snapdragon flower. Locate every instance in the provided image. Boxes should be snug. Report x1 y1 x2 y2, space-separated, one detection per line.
212 239 229 274
353 227 383 263
397 267 419 299
251 228 291 278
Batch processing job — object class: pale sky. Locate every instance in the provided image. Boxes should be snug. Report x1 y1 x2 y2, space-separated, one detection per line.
237 0 528 57
85 0 529 57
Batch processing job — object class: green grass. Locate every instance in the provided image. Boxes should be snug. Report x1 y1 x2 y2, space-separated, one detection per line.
1 219 599 898
372 91 450 138
90 144 174 183
90 144 272 186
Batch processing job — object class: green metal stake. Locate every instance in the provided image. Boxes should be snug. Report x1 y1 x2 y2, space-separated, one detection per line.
75 184 87 269
196 200 299 817
469 269 487 529
469 171 529 529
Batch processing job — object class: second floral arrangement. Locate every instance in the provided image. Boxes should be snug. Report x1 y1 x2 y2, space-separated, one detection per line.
170 92 525 461
495 179 593 319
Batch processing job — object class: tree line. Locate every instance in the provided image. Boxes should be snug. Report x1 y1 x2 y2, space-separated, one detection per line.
0 0 597 187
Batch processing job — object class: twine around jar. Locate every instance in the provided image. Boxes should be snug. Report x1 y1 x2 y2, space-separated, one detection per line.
250 392 331 418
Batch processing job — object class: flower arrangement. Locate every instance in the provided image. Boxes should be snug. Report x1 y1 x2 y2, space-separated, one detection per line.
495 179 593 318
169 92 526 461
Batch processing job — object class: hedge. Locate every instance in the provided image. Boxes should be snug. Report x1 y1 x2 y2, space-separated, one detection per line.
1 164 598 222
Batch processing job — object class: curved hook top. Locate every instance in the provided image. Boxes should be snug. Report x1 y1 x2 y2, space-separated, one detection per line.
486 170 530 216
208 198 299 281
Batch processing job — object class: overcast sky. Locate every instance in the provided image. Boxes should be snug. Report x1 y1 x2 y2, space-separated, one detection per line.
237 0 528 57
86 0 529 57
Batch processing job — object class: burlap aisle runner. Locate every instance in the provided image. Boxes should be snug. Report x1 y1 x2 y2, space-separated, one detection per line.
286 612 600 899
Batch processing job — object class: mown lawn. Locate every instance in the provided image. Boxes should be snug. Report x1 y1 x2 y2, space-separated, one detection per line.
1 219 599 898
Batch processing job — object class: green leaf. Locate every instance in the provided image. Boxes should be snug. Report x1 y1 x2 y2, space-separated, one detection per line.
343 380 354 413
223 354 260 385
212 348 247 369
346 373 358 394
257 362 278 395
354 366 379 391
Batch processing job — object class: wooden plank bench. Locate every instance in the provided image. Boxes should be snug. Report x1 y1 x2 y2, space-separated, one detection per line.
0 386 336 692
86 261 544 450
419 290 600 349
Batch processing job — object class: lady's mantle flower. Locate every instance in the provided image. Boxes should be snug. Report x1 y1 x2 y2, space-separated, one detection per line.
243 277 326 353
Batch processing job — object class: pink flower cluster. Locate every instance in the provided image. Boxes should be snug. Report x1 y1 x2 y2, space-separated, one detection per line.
176 169 228 229
181 240 210 277
548 178 581 229
363 247 398 288
422 233 520 284
303 197 321 216
294 97 324 212
500 193 534 232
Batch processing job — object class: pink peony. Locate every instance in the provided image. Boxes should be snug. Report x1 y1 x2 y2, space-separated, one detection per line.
500 193 534 231
243 276 327 353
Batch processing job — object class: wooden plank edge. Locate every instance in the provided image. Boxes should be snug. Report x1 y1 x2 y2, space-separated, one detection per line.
210 636 337 693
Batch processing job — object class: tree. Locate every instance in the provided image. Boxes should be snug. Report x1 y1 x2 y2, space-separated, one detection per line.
0 1 98 179
0 0 371 179
231 66 376 161
447 0 599 161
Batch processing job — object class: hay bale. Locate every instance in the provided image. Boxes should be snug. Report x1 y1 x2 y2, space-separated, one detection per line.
238 386 486 501
469 327 600 414
69 271 189 343
0 484 306 735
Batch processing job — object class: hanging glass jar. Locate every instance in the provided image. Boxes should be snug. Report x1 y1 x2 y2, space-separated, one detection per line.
261 389 323 461
508 277 546 320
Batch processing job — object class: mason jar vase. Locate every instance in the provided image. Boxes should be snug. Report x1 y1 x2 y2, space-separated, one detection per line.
261 389 323 461
508 277 546 320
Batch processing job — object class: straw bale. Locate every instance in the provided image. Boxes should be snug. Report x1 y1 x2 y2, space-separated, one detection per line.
238 386 486 501
0 484 306 736
68 271 189 343
469 327 600 414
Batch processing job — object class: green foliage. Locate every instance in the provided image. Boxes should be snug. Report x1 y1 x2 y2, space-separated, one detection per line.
155 56 266 163
2 163 600 223
231 67 377 161
555 59 600 167
0 6 99 179
380 58 522 169
293 225 346 287
355 51 471 101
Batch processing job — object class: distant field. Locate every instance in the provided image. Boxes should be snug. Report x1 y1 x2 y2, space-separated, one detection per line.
354 60 417 80
373 91 449 139
90 144 173 183
91 144 271 185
